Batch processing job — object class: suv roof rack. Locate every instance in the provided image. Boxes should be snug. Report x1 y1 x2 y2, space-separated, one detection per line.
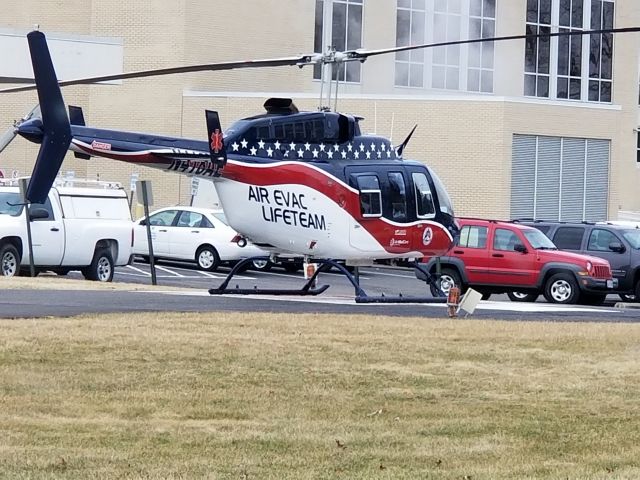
511 218 596 226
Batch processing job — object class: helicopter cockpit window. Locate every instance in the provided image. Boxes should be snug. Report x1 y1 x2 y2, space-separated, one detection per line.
412 172 436 218
387 172 407 221
429 168 455 216
356 175 382 217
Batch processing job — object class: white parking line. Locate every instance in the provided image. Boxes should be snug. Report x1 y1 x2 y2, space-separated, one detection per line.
125 265 151 277
155 265 185 277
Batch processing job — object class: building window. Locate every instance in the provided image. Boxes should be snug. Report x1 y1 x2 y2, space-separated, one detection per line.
394 0 496 93
637 132 640 165
432 0 462 90
524 0 615 102
395 0 426 87
467 0 496 92
588 0 614 102
313 0 364 83
524 0 552 97
557 0 583 99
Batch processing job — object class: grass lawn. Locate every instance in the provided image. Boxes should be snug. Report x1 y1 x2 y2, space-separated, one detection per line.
0 311 639 479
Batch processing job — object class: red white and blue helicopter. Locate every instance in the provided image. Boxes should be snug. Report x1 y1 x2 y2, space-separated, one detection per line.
1 27 638 302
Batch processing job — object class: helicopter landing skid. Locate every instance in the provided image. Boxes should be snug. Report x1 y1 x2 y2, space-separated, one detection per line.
355 262 447 304
208 256 331 296
209 257 448 304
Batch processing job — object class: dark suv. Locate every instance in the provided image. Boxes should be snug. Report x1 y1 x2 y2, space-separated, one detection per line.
515 220 640 301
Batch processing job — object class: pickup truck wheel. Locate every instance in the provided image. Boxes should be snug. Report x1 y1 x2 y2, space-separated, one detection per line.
543 273 579 304
0 244 20 277
507 292 539 302
430 268 463 296
196 246 220 272
84 249 114 282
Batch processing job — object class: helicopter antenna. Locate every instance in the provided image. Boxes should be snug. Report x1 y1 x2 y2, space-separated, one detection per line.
374 103 377 135
396 124 417 159
389 112 395 144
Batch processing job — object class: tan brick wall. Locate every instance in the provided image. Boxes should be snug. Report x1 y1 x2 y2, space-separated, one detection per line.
0 0 638 221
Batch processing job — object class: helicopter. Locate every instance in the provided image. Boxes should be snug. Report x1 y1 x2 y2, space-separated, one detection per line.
2 27 639 302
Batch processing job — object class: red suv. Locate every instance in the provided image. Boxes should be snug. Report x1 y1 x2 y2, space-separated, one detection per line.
421 218 616 305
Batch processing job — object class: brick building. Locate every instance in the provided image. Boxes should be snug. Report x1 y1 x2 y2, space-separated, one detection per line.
0 0 639 221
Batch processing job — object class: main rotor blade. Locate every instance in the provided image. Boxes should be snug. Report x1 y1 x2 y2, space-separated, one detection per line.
0 54 317 94
0 126 17 153
0 76 35 84
345 26 640 62
0 104 40 154
2 26 638 94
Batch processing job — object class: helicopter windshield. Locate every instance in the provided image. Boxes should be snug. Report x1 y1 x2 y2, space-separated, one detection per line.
429 168 454 216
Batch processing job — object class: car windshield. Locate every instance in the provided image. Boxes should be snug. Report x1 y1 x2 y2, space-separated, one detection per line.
524 229 557 249
0 192 24 216
622 229 640 249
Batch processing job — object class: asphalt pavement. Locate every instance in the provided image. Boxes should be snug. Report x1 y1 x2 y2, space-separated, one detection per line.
1 259 640 321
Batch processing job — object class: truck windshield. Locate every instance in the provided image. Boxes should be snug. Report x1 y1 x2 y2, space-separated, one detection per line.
0 193 23 216
524 229 557 249
622 229 640 249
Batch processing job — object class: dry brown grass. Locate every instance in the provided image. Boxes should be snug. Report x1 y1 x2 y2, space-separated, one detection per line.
0 312 639 479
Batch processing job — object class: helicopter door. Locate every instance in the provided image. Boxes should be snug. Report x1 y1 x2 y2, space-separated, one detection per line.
406 168 439 254
346 169 385 254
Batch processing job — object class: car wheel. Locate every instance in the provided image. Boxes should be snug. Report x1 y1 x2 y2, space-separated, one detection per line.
0 244 20 277
543 272 579 304
83 248 114 282
252 259 272 272
480 292 492 301
619 293 637 302
430 268 463 297
196 245 220 272
507 291 539 302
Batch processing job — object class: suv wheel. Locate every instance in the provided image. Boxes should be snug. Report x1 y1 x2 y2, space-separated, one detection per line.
543 272 579 304
430 268 463 297
507 291 539 303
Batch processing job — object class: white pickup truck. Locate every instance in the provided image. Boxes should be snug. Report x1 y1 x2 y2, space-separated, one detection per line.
0 178 134 281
